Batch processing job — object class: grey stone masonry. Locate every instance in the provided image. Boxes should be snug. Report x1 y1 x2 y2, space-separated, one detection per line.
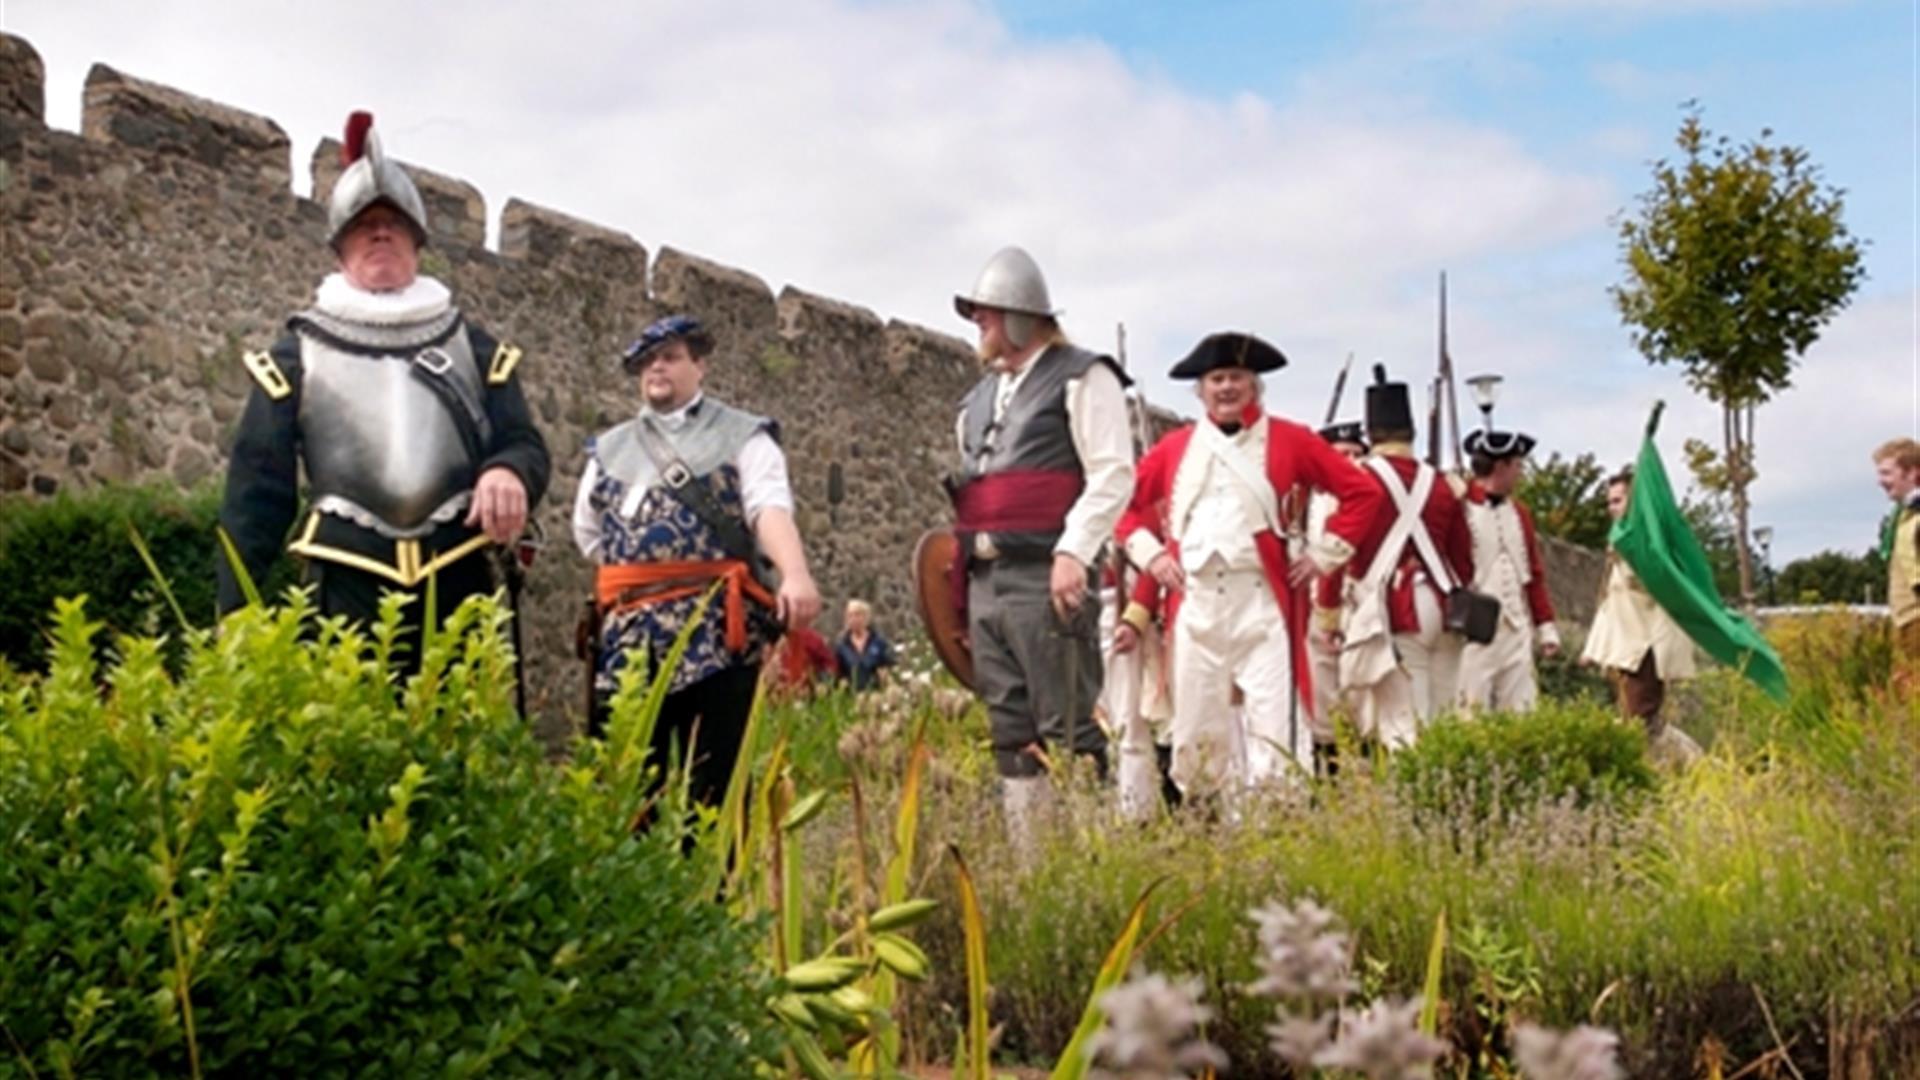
0 31 978 747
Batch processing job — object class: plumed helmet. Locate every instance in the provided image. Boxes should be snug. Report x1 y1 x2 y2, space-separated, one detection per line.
327 111 429 249
621 314 715 373
953 245 1057 321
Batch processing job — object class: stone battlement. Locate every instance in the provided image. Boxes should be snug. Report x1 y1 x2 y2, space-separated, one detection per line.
0 31 977 742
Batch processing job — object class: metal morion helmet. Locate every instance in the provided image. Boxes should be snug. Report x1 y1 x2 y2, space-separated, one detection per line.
954 245 1058 349
327 111 429 250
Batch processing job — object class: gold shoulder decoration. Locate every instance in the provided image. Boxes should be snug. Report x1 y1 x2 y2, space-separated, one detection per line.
242 350 292 401
487 342 524 386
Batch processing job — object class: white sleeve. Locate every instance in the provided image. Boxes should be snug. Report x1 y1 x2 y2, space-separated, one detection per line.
1056 362 1135 567
571 458 603 560
737 429 795 526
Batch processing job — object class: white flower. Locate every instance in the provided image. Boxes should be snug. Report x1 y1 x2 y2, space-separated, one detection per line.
1246 898 1358 1005
1267 1009 1335 1067
1512 1022 1624 1080
1314 998 1448 1080
1086 970 1229 1079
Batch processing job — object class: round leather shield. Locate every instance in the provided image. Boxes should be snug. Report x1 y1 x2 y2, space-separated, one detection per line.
911 526 975 690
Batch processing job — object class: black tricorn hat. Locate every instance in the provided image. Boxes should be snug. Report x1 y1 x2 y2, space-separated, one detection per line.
1364 363 1414 435
1168 332 1287 380
1464 429 1537 460
1319 420 1368 448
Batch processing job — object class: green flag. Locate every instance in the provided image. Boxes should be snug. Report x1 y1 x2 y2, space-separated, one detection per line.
1610 403 1790 702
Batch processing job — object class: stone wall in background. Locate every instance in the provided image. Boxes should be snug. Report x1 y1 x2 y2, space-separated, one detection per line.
0 31 1610 741
0 34 978 743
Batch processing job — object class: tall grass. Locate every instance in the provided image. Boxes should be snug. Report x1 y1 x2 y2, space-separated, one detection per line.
766 620 1919 1076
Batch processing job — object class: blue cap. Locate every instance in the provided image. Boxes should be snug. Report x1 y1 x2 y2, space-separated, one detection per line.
621 314 714 372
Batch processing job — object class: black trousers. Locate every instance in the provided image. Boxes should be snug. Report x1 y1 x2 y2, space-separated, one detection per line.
306 555 497 678
594 663 762 810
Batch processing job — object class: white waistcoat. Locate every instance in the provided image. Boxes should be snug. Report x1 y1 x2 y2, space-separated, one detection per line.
1466 498 1533 629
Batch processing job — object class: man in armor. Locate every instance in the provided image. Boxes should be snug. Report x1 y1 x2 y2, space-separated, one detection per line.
950 246 1133 842
1316 366 1472 749
1456 427 1560 712
1118 334 1381 798
574 315 821 808
217 112 550 670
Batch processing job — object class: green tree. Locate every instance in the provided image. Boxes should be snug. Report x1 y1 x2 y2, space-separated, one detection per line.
1776 548 1885 605
1516 451 1611 549
1612 106 1865 608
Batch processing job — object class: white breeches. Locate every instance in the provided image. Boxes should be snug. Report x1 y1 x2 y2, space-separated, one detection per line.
1353 586 1459 749
1457 619 1538 713
1170 565 1305 797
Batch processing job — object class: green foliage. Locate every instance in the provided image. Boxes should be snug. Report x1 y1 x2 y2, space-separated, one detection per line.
1613 105 1866 604
769 616 1919 1075
1391 704 1658 825
1775 547 1885 605
0 594 777 1078
1515 451 1611 549
0 485 297 672
1612 106 1865 409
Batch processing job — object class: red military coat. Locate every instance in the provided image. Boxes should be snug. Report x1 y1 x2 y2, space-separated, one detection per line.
1116 406 1384 714
1315 451 1474 634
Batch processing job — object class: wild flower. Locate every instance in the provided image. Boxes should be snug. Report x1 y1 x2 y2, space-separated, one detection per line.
1246 897 1358 1005
1314 998 1448 1080
1266 1009 1335 1068
1086 970 1228 1080
1511 1022 1624 1080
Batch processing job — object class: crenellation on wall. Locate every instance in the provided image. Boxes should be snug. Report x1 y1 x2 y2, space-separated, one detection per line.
0 31 1185 740
498 198 647 280
82 64 290 192
0 33 45 126
881 318 976 382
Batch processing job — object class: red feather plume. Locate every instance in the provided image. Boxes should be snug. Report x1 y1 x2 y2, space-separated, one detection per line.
341 111 373 166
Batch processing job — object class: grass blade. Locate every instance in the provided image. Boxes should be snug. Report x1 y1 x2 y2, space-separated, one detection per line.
1419 908 1448 1036
125 521 191 632
949 844 991 1080
214 525 263 609
1049 876 1169 1080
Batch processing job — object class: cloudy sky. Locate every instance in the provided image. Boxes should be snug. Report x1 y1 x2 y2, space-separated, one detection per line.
5 0 1913 563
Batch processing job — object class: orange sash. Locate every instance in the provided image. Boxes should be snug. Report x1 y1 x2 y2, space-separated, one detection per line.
595 559 776 653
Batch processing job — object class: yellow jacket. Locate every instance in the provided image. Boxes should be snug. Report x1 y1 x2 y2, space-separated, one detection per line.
1891 506 1920 628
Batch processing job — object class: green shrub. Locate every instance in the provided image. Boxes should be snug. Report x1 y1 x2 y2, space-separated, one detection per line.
0 484 297 672
0 594 777 1078
1392 702 1656 826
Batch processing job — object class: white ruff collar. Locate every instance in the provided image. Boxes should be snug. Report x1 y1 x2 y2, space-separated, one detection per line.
314 273 453 325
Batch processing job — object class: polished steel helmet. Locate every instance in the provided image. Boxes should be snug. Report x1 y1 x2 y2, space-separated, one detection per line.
327 111 429 249
953 245 1057 321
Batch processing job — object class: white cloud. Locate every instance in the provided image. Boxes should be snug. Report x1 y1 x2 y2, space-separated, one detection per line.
3 0 1899 565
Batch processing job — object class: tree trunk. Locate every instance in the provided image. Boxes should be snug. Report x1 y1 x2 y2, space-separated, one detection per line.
1727 402 1757 610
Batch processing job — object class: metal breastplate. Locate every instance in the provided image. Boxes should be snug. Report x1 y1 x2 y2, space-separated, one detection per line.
298 328 481 538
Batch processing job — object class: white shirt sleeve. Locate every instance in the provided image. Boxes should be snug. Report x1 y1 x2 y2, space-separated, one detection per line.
571 457 603 560
1056 362 1135 567
737 429 795 526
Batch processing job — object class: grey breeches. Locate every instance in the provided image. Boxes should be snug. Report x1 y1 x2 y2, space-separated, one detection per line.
968 558 1107 778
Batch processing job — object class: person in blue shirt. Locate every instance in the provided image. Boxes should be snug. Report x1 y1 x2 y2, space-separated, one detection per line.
834 599 896 692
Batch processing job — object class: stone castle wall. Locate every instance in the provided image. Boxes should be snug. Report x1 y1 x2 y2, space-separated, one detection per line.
0 31 1608 740
0 33 979 742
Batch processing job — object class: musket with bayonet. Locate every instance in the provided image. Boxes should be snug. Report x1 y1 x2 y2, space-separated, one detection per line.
1439 271 1464 474
1323 351 1353 427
